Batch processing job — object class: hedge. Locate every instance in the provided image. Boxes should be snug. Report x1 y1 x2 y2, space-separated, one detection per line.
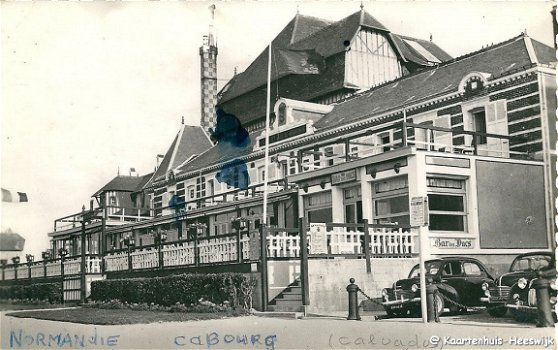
0 282 62 303
90 273 255 309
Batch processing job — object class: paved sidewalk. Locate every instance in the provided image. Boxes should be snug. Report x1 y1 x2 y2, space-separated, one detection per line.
2 311 555 349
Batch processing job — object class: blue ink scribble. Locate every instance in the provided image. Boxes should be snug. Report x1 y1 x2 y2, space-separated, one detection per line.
216 159 250 190
169 194 186 222
210 108 250 148
211 107 251 190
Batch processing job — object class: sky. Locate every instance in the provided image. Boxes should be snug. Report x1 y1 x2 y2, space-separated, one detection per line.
1 1 555 257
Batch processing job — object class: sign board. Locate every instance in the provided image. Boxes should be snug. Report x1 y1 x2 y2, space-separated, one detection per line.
410 196 429 227
309 223 327 254
431 237 474 249
331 169 357 185
249 230 261 260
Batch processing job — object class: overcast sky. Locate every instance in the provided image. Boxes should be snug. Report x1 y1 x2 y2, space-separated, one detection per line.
1 1 554 257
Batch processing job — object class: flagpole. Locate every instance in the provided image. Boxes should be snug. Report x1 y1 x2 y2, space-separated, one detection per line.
262 41 272 226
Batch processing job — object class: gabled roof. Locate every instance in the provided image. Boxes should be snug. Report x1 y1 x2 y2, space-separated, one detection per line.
218 9 451 105
143 125 213 189
289 10 387 57
93 175 152 197
315 34 541 130
218 14 331 104
0 232 25 251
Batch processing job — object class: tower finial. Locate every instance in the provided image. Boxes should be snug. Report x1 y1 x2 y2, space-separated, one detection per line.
360 1 364 10
296 4 300 14
430 33 433 42
181 116 184 125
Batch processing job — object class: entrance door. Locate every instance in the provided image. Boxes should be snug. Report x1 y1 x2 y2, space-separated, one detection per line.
343 186 363 231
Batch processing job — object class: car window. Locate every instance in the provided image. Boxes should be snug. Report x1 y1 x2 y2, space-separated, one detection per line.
511 255 552 272
408 261 442 278
442 262 463 276
463 262 483 276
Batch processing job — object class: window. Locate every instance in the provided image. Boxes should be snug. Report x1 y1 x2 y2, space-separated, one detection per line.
472 109 487 144
372 176 409 225
378 132 392 152
109 196 117 206
196 177 206 198
188 186 195 200
427 177 467 232
442 262 463 277
258 166 265 182
304 191 332 224
289 152 297 175
463 262 482 276
324 147 334 166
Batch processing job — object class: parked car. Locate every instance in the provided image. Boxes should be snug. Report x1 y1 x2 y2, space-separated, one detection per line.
481 251 554 317
504 252 556 322
381 257 494 317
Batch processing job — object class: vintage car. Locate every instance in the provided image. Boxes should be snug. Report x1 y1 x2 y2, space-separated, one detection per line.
481 251 554 317
505 252 556 322
381 257 494 317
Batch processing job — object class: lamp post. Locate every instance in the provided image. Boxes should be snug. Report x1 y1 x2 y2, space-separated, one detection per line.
150 227 167 270
58 248 68 304
1 260 7 281
120 234 136 272
25 254 34 279
12 256 20 280
42 251 51 278
231 217 248 263
187 223 206 266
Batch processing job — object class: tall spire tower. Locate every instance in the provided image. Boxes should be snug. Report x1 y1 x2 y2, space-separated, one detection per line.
200 4 218 132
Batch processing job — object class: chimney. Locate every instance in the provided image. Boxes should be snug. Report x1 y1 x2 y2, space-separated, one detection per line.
200 4 218 133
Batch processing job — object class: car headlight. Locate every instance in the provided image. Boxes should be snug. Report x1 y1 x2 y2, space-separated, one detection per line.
411 284 418 292
484 289 491 297
481 282 489 291
550 296 557 305
517 278 528 290
550 279 557 291
382 289 389 297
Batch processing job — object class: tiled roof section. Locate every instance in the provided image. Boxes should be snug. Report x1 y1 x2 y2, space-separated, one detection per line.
0 232 25 251
391 34 452 65
144 125 213 187
218 14 331 103
315 35 533 129
289 10 386 57
93 175 149 197
530 38 557 65
170 126 213 169
134 173 153 192
175 131 262 176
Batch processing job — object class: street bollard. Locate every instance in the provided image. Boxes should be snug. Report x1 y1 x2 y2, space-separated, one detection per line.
532 278 554 327
426 283 439 323
347 278 361 320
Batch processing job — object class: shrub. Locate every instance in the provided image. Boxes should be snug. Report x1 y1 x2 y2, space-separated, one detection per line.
0 282 62 304
90 273 254 310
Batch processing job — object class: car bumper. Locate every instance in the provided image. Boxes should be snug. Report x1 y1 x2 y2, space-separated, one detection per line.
382 297 420 307
506 303 535 311
481 297 507 304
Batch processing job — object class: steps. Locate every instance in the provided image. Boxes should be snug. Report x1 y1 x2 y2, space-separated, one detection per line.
267 279 303 312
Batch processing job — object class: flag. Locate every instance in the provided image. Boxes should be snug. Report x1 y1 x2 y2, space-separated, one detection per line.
1 188 28 202
278 49 325 75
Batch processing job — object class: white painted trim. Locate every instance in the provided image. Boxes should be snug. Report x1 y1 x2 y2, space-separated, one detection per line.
523 36 539 65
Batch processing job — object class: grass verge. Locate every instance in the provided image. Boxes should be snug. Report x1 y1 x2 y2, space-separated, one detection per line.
0 303 67 312
6 307 248 325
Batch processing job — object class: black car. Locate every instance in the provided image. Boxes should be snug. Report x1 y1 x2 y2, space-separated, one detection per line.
481 251 554 317
504 252 556 322
381 257 494 317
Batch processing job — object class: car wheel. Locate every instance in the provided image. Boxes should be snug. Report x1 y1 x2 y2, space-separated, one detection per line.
434 293 445 316
385 307 402 318
487 306 507 317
